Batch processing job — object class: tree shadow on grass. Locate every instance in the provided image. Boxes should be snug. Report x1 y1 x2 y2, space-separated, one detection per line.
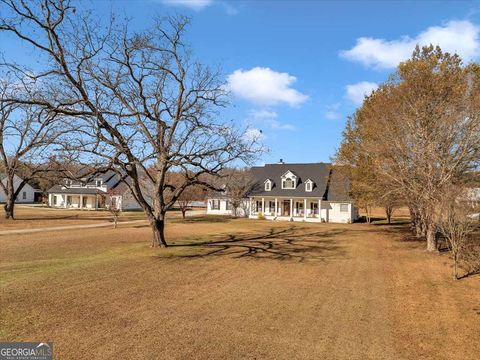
375 222 428 244
171 215 232 224
162 226 348 263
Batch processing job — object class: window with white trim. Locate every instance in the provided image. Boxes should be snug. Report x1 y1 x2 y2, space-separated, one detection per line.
305 180 314 192
211 200 220 210
96 180 103 187
282 178 295 189
340 203 349 212
265 180 272 191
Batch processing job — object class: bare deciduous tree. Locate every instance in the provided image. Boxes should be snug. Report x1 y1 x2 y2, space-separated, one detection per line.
438 186 479 280
0 79 67 219
176 183 205 219
224 168 254 218
0 1 260 246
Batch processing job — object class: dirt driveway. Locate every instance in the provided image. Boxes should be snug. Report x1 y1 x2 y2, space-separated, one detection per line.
1 218 479 359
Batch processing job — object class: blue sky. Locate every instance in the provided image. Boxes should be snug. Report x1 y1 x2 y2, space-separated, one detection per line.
3 0 480 165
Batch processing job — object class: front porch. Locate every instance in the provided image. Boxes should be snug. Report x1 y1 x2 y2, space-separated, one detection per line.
249 197 327 222
49 193 100 210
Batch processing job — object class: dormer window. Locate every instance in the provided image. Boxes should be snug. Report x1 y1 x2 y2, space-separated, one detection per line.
64 179 72 187
264 179 273 191
281 170 297 189
305 179 314 192
282 178 295 189
96 180 103 187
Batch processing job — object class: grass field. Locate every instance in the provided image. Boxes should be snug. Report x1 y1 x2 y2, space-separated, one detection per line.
0 205 148 230
1 213 479 359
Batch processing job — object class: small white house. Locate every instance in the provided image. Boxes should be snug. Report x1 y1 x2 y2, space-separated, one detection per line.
0 174 40 203
48 170 142 210
207 197 249 217
207 162 358 223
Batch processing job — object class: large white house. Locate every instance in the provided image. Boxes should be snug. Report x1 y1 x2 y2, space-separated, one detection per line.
48 170 141 210
0 174 41 203
207 162 358 223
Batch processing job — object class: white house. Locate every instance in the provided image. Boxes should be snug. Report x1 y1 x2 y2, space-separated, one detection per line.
207 162 358 223
0 174 40 203
48 170 142 210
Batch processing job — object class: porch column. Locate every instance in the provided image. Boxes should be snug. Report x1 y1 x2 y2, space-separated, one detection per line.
261 198 265 214
95 194 98 210
289 198 293 219
64 195 67 208
319 199 322 222
304 198 307 221
80 194 83 210
274 198 278 217
249 197 253 215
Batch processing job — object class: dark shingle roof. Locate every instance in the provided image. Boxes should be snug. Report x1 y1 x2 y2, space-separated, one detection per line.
248 162 352 201
47 185 103 195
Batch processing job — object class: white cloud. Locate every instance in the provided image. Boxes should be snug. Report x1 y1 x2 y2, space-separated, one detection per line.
345 81 378 105
227 67 308 107
341 20 480 69
325 111 340 120
160 0 213 11
249 109 295 130
323 103 342 120
244 128 264 141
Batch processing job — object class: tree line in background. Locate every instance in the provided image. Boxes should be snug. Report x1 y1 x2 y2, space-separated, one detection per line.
0 0 261 246
336 46 480 279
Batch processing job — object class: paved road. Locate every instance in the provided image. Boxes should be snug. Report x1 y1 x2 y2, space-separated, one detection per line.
0 209 206 235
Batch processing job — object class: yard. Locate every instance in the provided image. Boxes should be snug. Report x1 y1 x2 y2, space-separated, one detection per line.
1 212 479 359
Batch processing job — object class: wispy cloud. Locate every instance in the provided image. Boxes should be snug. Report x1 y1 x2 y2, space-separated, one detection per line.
323 103 342 120
159 0 213 11
345 81 378 105
244 128 265 141
227 67 308 107
341 20 480 69
249 109 295 131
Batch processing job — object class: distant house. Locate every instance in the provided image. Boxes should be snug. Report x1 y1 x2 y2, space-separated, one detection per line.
0 174 41 203
207 162 358 223
47 170 142 210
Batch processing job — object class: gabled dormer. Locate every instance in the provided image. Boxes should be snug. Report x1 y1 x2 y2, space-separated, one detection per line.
264 179 273 191
305 179 314 192
281 170 297 189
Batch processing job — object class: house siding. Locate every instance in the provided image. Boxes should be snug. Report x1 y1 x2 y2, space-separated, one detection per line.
0 175 37 203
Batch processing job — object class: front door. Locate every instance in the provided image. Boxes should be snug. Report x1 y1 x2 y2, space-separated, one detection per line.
82 196 88 208
283 200 290 216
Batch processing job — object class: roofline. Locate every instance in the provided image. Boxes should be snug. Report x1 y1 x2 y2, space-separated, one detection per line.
251 162 332 168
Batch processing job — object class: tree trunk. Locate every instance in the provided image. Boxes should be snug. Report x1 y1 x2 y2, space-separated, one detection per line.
4 198 15 219
385 206 393 224
150 216 168 248
4 176 15 220
181 208 186 219
414 220 423 238
453 251 459 280
426 224 438 252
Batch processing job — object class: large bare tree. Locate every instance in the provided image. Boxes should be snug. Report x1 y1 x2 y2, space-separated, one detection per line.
0 78 67 219
0 1 260 246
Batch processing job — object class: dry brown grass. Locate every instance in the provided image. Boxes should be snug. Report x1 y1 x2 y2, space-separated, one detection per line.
0 205 198 230
1 216 479 359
